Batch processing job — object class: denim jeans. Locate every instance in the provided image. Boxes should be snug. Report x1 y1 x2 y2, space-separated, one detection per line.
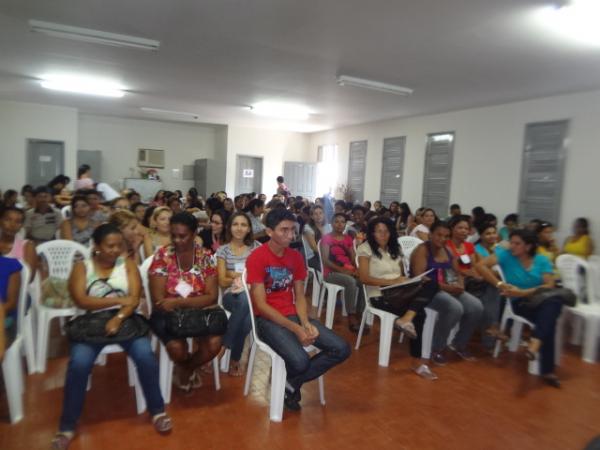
222 291 252 361
514 296 563 375
59 337 164 432
255 315 351 390
427 290 484 353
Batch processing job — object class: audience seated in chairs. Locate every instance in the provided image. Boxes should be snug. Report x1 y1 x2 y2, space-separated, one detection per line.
477 229 563 388
302 205 331 272
475 222 499 258
411 220 484 366
199 209 229 253
499 213 519 242
216 212 260 376
562 217 594 259
148 212 222 392
59 195 98 246
321 212 365 332
51 224 170 450
143 206 172 258
446 215 506 351
83 189 109 223
396 202 414 236
357 216 436 379
410 208 436 241
535 221 559 265
24 186 63 244
246 208 350 411
245 198 267 242
108 210 144 264
0 206 37 280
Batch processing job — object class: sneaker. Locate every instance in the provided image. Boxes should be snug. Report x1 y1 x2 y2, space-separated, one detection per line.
449 345 477 361
413 364 438 380
431 352 447 366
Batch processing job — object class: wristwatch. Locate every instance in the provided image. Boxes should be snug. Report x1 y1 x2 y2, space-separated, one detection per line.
495 281 504 288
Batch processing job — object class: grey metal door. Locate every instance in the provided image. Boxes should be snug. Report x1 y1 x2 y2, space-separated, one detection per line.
235 156 263 195
283 162 317 199
27 139 65 187
422 132 455 217
518 120 569 225
380 137 406 206
77 150 102 182
348 140 367 203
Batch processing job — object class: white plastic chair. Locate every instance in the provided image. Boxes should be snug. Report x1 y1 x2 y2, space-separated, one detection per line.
302 236 321 307
35 240 89 373
217 286 232 373
1 262 31 423
16 262 35 375
140 256 221 403
316 239 347 328
556 254 600 363
398 236 423 274
241 270 325 422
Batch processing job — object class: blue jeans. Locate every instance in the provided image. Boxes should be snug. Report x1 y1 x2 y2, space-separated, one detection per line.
256 315 351 390
59 337 164 432
222 291 252 361
514 296 563 375
427 290 484 353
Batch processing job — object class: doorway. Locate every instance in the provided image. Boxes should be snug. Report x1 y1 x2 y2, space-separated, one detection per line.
26 139 65 187
235 155 263 195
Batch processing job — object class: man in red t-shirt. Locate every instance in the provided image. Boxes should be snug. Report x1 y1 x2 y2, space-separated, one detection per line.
246 208 350 411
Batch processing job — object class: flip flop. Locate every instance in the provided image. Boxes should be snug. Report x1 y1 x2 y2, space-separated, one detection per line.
394 320 417 339
51 432 74 450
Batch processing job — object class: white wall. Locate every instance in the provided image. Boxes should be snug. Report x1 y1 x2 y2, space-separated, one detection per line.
225 125 310 197
309 89 600 246
0 100 78 190
78 114 223 193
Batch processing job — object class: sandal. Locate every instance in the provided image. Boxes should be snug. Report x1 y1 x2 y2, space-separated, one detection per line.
173 367 192 393
394 320 417 339
152 413 173 435
51 432 74 450
228 361 244 377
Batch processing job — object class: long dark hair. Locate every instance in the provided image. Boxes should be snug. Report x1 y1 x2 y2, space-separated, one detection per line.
210 209 230 243
225 211 254 246
510 229 538 257
399 202 412 225
366 217 400 260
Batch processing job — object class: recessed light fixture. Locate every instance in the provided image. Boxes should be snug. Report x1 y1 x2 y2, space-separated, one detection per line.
535 0 600 46
40 74 126 98
249 101 311 120
29 19 160 51
336 75 413 96
140 107 200 119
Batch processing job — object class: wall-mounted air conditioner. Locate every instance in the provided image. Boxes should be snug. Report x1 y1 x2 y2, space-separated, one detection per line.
138 148 165 168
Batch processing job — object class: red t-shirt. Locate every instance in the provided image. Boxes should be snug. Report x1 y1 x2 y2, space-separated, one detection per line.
446 240 476 271
245 243 307 317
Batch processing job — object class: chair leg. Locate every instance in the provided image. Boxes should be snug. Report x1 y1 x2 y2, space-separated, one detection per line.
508 321 524 352
36 311 49 373
355 309 369 350
570 314 583 345
3 346 24 423
159 344 173 404
378 316 395 367
317 284 326 318
582 316 600 363
212 357 221 391
421 309 437 360
220 348 231 373
269 356 287 422
129 358 147 414
318 376 326 405
23 315 36 375
494 314 509 358
325 287 337 329
311 274 320 307
243 342 258 396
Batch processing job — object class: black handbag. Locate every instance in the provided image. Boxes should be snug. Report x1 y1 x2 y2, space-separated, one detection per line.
65 309 150 344
65 278 150 344
521 287 577 310
165 306 229 338
381 280 425 309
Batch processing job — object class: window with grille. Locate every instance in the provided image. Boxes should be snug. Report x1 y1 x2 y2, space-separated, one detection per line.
422 132 454 216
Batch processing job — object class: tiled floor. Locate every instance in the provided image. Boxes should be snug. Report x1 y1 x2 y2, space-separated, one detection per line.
1 308 600 450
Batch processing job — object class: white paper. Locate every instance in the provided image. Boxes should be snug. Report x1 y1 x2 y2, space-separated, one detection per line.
380 268 435 291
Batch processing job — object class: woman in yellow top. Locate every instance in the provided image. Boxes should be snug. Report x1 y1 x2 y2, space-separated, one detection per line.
562 218 594 259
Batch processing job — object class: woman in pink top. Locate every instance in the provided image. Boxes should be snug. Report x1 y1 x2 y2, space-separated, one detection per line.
0 207 37 281
320 213 364 332
74 164 94 191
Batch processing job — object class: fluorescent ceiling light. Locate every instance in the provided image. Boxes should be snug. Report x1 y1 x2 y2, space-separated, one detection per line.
535 1 600 46
250 101 311 120
29 19 160 51
336 75 413 96
40 74 125 98
141 107 200 119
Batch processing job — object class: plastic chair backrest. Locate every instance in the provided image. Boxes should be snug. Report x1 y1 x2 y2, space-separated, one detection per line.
556 254 589 303
316 239 326 273
61 205 72 220
16 261 30 335
241 269 263 347
139 255 154 315
36 240 89 279
398 236 423 262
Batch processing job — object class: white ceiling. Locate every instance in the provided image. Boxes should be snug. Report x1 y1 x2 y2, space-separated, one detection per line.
1 0 600 132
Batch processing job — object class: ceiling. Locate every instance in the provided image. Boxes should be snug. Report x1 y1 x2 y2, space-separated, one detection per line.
1 0 599 133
